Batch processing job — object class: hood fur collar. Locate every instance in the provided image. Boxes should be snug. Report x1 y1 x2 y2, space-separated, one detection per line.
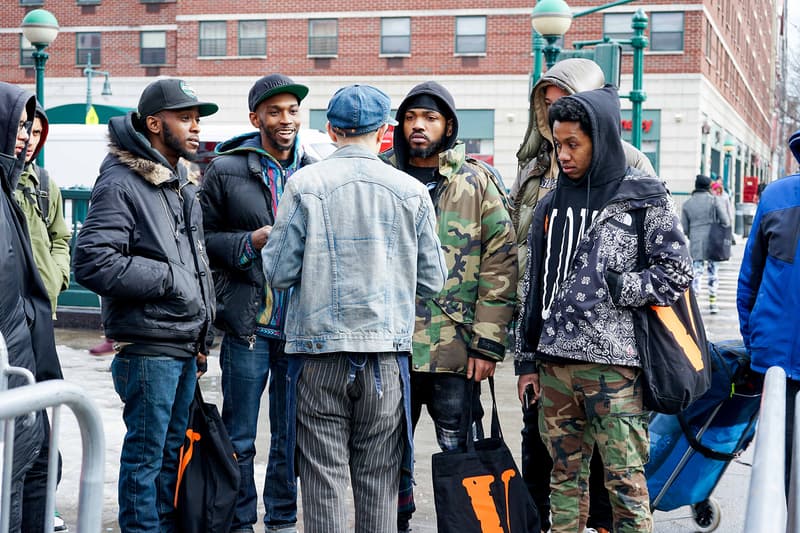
108 143 199 186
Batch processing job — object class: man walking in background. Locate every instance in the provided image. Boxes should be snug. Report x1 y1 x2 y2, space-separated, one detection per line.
263 84 446 532
681 174 730 314
200 73 315 533
74 79 217 532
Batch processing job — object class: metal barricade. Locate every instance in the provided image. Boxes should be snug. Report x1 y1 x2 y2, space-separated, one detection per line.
0 333 104 532
745 366 788 532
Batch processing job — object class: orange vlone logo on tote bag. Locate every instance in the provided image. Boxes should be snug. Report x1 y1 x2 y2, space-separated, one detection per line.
462 469 517 532
651 291 704 371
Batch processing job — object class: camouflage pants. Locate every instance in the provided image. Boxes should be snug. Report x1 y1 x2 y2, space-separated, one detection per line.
538 362 652 533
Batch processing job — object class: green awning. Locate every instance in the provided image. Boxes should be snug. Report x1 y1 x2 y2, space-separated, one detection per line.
45 103 133 124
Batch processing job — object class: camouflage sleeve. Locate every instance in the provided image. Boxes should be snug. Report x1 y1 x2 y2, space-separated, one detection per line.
469 174 518 361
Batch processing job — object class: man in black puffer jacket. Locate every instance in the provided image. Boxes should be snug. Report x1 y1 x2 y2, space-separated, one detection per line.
73 79 217 533
199 74 315 533
0 82 62 533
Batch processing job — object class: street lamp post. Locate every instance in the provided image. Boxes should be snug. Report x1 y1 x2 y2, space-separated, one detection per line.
21 9 59 166
83 53 112 123
531 0 573 78
723 136 736 193
628 9 648 150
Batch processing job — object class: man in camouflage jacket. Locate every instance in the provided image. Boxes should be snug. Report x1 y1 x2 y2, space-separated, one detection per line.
383 81 517 532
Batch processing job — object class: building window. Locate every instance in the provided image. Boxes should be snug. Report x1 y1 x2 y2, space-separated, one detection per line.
308 19 337 57
77 0 101 4
199 21 227 57
381 17 411 55
238 20 266 56
76 32 101 65
19 0 44 5
603 14 633 51
140 31 166 65
650 12 684 51
20 35 34 67
455 16 486 54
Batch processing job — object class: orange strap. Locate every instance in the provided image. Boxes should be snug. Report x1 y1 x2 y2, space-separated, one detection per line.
174 429 202 508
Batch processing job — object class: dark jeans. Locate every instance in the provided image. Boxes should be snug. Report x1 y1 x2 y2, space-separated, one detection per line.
398 372 483 529
21 410 62 533
111 354 197 533
220 334 296 530
521 399 613 531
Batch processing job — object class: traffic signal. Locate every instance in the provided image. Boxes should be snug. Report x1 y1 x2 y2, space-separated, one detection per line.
557 42 622 88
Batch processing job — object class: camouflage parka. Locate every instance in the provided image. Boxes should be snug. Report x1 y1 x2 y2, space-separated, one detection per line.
384 141 517 374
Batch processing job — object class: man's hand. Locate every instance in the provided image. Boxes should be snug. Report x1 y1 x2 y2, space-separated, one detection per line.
517 373 540 405
466 357 496 382
196 353 208 378
250 225 272 251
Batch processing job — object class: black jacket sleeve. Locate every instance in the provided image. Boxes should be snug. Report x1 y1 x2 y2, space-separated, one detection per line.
199 160 252 271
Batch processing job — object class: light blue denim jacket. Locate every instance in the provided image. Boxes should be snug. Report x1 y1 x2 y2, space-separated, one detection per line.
262 144 446 354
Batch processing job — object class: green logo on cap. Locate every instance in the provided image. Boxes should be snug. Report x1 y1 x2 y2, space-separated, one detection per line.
179 81 197 99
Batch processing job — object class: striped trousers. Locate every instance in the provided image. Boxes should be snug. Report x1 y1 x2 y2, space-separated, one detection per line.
296 352 405 533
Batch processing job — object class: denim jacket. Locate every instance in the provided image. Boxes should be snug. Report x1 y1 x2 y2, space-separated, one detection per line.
262 144 447 354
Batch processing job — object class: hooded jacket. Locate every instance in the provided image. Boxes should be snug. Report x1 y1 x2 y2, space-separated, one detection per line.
14 104 71 316
0 82 57 486
516 86 692 371
680 186 731 261
511 59 655 303
737 129 800 377
383 81 517 373
200 131 316 340
73 112 215 354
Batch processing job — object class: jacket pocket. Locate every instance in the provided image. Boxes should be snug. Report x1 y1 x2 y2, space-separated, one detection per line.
144 262 202 321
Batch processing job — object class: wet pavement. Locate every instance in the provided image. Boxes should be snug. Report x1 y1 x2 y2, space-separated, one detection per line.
50 240 750 532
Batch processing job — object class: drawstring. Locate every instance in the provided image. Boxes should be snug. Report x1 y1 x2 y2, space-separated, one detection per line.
346 354 384 398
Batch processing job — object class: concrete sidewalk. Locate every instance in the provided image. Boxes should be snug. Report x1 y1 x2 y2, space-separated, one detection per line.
50 242 751 532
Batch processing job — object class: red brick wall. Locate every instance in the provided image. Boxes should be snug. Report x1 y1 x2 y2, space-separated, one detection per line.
1 0 774 139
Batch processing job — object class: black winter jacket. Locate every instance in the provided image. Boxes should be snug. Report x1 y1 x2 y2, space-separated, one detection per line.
0 82 60 485
73 112 214 354
199 132 315 339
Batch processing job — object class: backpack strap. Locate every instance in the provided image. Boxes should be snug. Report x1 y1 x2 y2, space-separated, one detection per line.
36 165 50 223
16 164 50 225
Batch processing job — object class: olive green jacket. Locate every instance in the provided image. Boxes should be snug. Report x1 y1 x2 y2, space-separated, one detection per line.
14 164 71 316
385 142 518 374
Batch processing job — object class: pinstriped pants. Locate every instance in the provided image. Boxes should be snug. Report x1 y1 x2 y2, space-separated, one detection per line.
296 353 404 533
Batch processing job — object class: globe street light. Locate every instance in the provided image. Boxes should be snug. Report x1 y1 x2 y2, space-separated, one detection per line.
22 8 59 165
531 0 573 70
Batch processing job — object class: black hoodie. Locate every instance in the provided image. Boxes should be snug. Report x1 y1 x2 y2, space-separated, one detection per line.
0 81 58 489
390 81 459 175
539 85 627 323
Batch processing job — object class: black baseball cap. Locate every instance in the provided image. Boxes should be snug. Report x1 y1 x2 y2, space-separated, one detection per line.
137 79 218 119
248 74 309 112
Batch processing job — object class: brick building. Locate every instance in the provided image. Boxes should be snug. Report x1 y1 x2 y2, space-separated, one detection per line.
0 0 785 198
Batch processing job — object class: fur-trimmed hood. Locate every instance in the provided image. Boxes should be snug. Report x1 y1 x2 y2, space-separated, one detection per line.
106 111 198 186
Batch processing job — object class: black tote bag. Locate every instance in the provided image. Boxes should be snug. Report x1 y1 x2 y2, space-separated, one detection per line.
174 384 241 533
633 210 712 414
432 378 540 533
706 199 733 262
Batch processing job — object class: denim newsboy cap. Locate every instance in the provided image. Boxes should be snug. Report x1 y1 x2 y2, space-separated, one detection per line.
326 84 398 136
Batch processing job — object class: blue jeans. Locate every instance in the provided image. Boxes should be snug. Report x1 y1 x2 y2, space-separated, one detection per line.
220 334 295 529
111 354 197 533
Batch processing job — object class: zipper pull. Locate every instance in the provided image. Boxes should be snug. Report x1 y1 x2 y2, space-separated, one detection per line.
248 335 256 351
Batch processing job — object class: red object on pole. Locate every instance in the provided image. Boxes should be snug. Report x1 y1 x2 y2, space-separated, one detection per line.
742 176 759 203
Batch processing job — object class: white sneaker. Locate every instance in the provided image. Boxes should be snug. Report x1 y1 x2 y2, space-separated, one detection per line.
53 512 68 532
